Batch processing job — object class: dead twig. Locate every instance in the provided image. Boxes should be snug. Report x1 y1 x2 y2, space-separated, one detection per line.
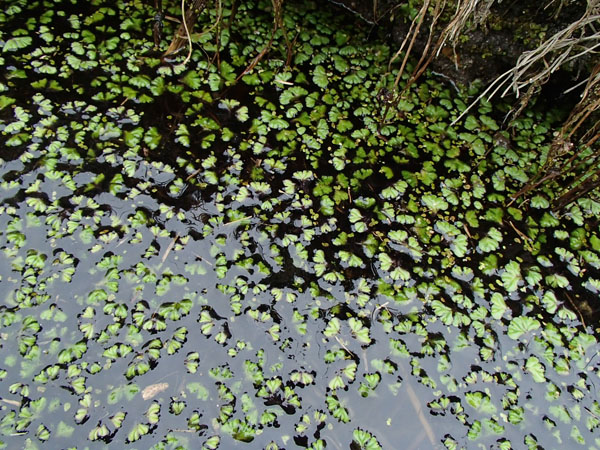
163 0 208 60
334 335 359 361
453 4 600 126
161 233 180 263
404 378 437 447
565 292 587 329
235 0 288 81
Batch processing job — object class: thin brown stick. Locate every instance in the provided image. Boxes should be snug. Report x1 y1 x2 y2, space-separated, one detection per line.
185 166 203 182
235 0 286 81
181 0 193 65
391 0 431 91
0 398 21 407
584 129 600 148
564 292 587 329
507 170 559 207
509 221 533 246
553 167 600 209
401 0 446 94
404 379 437 447
163 0 208 60
235 38 273 82
161 233 180 263
333 336 358 360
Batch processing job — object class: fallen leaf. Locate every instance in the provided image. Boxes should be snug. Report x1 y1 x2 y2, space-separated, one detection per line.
142 382 169 400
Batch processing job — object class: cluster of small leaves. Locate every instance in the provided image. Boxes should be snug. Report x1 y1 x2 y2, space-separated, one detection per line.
0 0 599 449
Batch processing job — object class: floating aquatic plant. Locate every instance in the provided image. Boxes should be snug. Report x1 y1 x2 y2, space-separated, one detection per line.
0 0 599 449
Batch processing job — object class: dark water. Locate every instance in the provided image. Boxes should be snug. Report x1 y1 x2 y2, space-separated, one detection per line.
0 0 599 449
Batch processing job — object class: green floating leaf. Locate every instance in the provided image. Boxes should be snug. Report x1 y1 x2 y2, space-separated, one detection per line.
478 227 502 253
3 36 33 52
507 316 540 340
451 234 468 258
431 300 453 325
549 404 572 424
127 422 149 443
541 290 559 313
490 292 508 319
349 317 371 345
465 391 496 414
480 115 499 130
0 95 16 109
326 395 350 423
352 428 382 450
208 73 221 91
464 115 479 131
324 318 340 337
182 70 203 89
525 267 542 286
501 260 522 292
203 436 220 449
530 195 549 209
422 194 448 213
312 65 329 89
525 356 546 383
339 250 363 268
545 273 570 288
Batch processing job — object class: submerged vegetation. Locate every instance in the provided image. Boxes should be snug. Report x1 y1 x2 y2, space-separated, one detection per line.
0 0 600 448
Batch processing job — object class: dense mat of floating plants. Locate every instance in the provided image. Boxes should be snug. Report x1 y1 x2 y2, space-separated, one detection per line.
1 0 600 448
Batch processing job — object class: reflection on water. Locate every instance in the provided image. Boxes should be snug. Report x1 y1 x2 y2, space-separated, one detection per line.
0 0 599 448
